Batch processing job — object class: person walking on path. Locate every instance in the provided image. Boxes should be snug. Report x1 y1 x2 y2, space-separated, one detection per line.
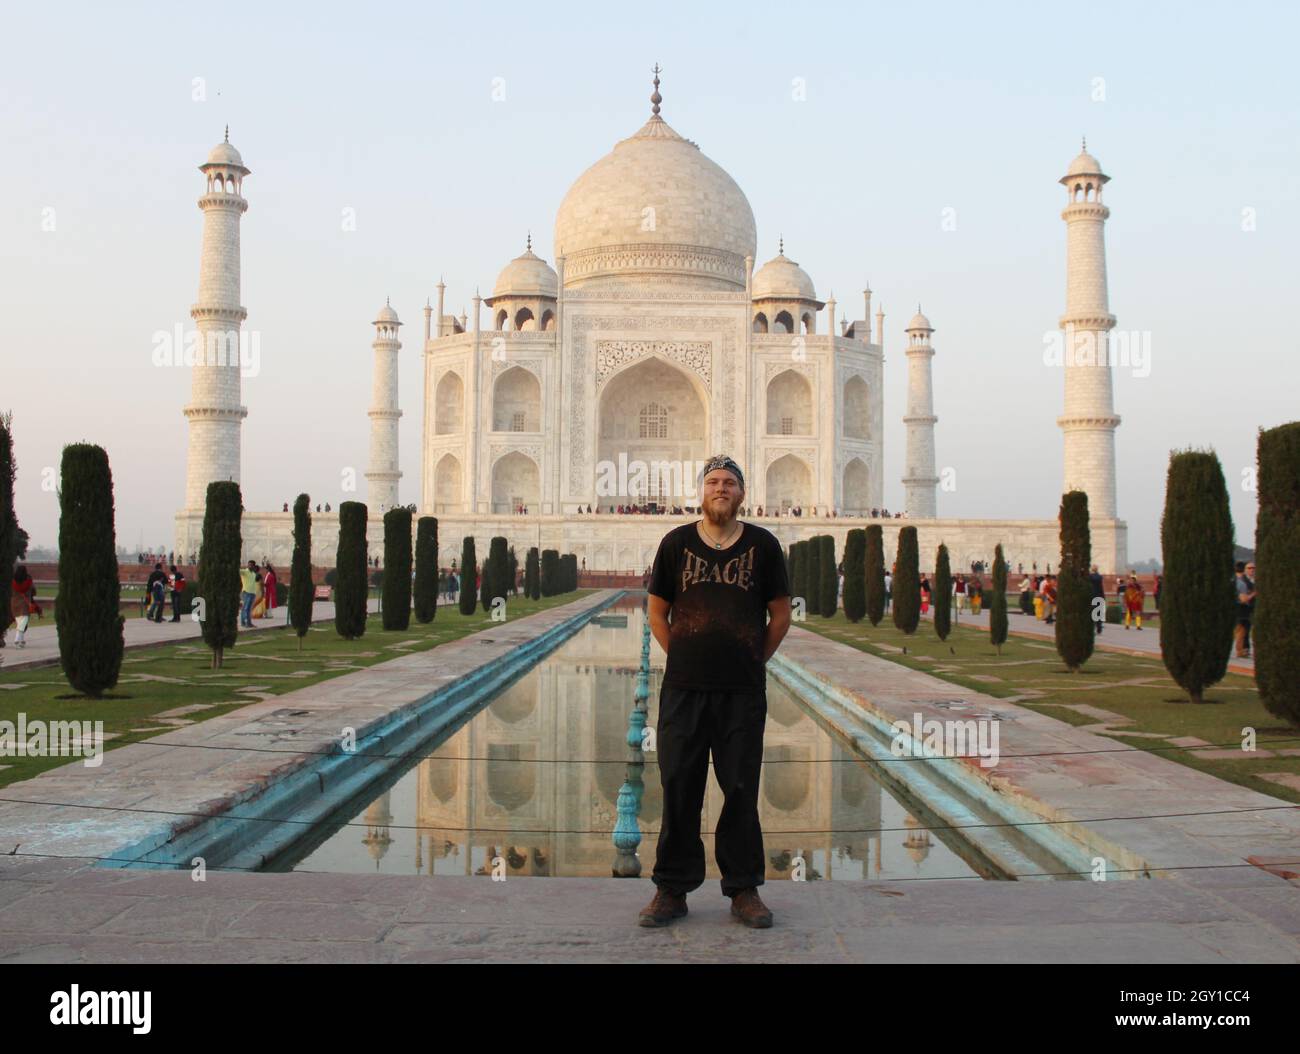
262 563 278 615
1123 573 1145 630
239 560 258 627
147 572 166 622
1088 564 1106 635
641 455 791 930
169 567 186 623
1041 575 1058 624
8 565 37 648
1234 561 1256 656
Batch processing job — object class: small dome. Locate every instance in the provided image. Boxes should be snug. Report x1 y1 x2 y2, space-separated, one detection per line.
906 309 933 331
373 300 401 325
490 247 558 300
1067 149 1102 176
204 140 246 169
753 249 816 301
1062 142 1108 186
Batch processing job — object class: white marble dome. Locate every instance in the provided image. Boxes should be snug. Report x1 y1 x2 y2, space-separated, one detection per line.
553 114 757 289
491 246 558 299
907 309 933 331
753 250 816 300
1066 148 1105 177
204 139 246 169
373 300 400 325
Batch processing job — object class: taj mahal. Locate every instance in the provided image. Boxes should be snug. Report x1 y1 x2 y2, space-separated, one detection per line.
174 73 1128 574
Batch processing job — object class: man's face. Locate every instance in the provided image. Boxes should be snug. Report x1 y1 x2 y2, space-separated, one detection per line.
701 469 743 522
1246 564 1255 577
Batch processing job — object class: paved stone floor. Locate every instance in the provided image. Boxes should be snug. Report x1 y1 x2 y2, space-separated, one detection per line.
1 859 1296 963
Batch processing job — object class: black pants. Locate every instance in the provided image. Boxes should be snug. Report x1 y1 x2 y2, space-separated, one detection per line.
651 684 767 897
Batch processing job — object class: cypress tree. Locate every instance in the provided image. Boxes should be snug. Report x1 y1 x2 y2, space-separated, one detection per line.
459 537 477 615
842 529 866 623
525 546 540 600
508 545 519 596
486 536 509 612
289 493 314 649
334 501 368 639
1256 423 1300 724
1160 451 1235 703
1054 490 1094 671
382 507 413 631
933 544 952 641
991 543 1009 655
865 524 885 626
413 516 438 623
563 553 577 592
0 412 24 633
819 534 838 617
55 443 124 694
805 535 822 616
196 479 241 670
541 548 559 597
892 526 920 634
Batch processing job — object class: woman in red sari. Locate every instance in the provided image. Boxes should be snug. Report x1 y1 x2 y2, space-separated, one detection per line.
262 563 278 616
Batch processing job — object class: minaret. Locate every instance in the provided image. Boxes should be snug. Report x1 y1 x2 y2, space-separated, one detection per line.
183 129 250 510
366 299 402 513
902 307 939 517
1058 140 1120 519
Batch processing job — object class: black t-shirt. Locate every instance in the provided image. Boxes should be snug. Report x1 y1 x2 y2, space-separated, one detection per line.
647 520 789 691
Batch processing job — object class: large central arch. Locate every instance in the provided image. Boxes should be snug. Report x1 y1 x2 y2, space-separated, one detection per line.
596 357 708 503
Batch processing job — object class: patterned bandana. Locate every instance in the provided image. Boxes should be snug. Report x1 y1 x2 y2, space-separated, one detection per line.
698 454 744 491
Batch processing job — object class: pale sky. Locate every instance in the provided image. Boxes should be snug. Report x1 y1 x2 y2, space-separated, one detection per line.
3 0 1296 561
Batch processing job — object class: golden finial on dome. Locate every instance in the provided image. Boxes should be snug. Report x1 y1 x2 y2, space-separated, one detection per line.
650 63 662 116
526 230 532 252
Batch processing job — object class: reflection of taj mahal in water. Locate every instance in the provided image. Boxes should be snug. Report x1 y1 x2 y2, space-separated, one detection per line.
300 601 980 881
175 73 1127 573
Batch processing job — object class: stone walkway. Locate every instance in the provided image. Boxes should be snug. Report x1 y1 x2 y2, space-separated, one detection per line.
0 599 380 673
1 599 1296 964
0 591 617 866
916 602 1254 675
771 626 1300 886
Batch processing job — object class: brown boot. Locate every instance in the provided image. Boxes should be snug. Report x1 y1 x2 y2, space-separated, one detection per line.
729 887 773 928
638 888 687 927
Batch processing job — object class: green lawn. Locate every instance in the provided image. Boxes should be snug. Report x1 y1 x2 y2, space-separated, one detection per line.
795 608 1300 805
0 590 595 788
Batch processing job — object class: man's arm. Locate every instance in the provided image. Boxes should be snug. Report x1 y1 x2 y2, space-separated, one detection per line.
763 595 791 663
647 593 673 656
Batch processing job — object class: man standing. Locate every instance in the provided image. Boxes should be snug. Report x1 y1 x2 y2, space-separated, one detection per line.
1234 561 1256 657
1088 564 1106 635
239 560 258 628
641 456 791 929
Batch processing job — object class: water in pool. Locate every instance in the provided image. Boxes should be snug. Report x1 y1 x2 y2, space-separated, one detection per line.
280 595 994 882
